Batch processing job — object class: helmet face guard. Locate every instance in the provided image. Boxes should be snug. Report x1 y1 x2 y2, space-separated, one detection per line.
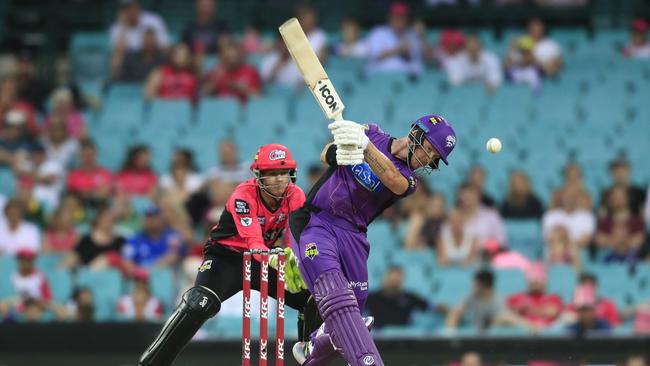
254 170 297 200
407 123 440 177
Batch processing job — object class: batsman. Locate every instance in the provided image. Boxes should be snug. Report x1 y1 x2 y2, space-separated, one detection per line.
290 115 457 365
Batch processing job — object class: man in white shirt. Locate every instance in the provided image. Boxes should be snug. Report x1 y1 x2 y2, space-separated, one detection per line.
109 0 170 52
528 18 562 76
364 2 423 77
260 5 327 89
206 139 251 184
542 186 595 247
0 199 40 255
458 184 507 247
14 144 64 210
445 35 502 92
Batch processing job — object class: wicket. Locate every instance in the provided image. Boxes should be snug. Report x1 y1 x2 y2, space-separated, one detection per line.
243 248 286 366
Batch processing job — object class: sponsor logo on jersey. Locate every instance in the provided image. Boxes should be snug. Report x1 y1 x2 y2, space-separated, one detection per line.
350 163 383 192
235 199 250 214
446 135 456 148
198 259 212 272
240 217 253 226
277 213 285 223
363 356 375 365
269 149 286 160
305 243 319 259
349 281 368 291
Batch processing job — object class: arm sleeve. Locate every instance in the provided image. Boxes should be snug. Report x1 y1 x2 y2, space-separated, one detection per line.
325 144 338 166
226 194 266 253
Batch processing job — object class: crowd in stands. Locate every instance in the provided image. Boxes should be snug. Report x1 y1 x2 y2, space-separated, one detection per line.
0 0 649 340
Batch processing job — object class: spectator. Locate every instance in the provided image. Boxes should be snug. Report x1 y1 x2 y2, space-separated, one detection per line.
600 157 646 216
595 186 645 264
505 36 544 92
542 186 596 249
500 170 544 219
201 42 261 103
527 18 563 76
10 250 52 309
260 40 305 90
466 165 496 207
445 34 502 92
484 240 532 272
43 87 87 140
159 149 205 205
14 143 65 210
550 163 592 209
58 192 87 225
109 0 170 52
122 206 184 268
404 191 447 250
0 110 36 168
0 77 39 137
181 0 231 55
206 139 251 185
566 284 611 336
545 225 580 269
623 19 650 59
633 299 650 335
561 273 621 327
111 27 165 82
144 43 197 102
14 181 47 226
624 355 648 366
14 50 51 113
0 199 40 255
435 30 466 69
67 139 113 206
61 208 125 269
446 269 525 331
42 205 78 254
437 209 479 266
335 17 368 59
115 145 157 197
365 2 423 77
413 19 436 65
241 23 272 55
365 266 435 328
295 5 328 61
459 352 482 366
40 119 80 169
457 184 507 248
61 287 95 322
117 270 163 321
507 263 564 329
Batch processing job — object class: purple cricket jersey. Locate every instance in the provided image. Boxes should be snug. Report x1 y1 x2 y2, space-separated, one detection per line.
310 123 418 231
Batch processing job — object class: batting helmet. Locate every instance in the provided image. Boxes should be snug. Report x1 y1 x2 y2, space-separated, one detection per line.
411 114 456 165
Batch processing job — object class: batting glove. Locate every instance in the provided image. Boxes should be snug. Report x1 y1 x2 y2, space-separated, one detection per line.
328 120 369 150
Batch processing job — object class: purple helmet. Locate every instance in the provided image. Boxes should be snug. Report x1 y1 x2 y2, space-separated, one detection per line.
411 114 456 165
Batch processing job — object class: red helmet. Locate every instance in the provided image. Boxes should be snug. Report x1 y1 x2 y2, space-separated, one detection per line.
250 144 297 172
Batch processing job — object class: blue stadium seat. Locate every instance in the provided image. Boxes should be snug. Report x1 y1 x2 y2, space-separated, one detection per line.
106 83 144 101
433 267 473 306
197 97 241 128
77 268 122 321
149 268 176 312
0 256 17 299
44 269 73 304
69 32 110 83
146 99 193 129
35 254 64 274
245 97 290 127
547 265 577 303
504 220 543 260
495 268 527 296
0 169 16 197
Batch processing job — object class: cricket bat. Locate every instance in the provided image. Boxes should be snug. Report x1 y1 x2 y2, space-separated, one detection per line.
279 17 345 121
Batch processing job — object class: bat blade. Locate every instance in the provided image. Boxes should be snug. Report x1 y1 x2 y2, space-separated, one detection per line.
279 17 345 121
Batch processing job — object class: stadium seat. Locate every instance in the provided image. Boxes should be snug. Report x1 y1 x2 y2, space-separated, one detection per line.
44 269 73 304
0 256 17 299
504 220 544 260
0 169 16 197
197 97 241 128
433 267 474 306
146 99 193 129
547 265 577 303
35 253 64 274
77 268 122 321
148 268 177 312
495 268 527 296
